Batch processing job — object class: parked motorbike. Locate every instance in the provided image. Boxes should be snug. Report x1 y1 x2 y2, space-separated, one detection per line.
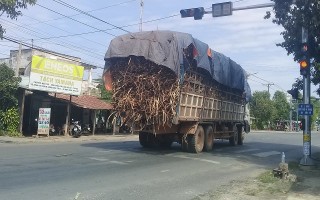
49 124 57 136
82 124 91 136
70 121 82 138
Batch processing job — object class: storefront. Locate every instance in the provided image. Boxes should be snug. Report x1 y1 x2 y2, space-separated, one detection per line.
19 90 112 136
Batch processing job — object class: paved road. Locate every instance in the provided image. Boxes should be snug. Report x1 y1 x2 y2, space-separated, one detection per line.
0 131 319 200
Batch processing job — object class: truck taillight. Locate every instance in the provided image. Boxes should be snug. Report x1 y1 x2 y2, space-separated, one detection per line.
103 70 113 91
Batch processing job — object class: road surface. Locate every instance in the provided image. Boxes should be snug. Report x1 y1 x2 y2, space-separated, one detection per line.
0 131 319 200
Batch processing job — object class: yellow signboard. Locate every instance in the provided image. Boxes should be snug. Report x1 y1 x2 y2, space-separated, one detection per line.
29 55 85 95
303 134 310 142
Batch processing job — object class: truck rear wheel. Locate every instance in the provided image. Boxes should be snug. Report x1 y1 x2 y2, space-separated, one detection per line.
204 126 214 151
139 132 154 148
237 126 244 145
181 135 189 152
229 125 238 146
189 125 204 153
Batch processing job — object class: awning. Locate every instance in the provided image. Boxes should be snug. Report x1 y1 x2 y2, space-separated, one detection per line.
51 93 113 110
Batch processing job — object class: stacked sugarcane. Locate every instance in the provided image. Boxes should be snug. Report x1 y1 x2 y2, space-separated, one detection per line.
109 56 180 130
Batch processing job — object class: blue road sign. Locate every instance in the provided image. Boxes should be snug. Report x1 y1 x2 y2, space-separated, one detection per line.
298 104 313 115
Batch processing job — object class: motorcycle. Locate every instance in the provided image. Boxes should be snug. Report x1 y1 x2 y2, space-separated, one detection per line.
70 120 82 138
82 124 91 136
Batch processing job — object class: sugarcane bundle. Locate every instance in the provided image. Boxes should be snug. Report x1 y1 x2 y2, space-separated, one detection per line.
109 56 180 130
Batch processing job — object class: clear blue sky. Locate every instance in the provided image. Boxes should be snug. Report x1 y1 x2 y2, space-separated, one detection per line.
0 0 306 96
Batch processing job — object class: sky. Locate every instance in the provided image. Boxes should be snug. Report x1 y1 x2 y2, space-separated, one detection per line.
0 0 311 97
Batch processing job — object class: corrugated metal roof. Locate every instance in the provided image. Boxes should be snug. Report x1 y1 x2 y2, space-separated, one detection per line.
51 93 113 110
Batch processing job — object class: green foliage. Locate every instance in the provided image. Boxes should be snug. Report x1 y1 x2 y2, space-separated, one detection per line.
0 107 20 135
96 78 113 102
311 97 320 129
266 0 320 94
0 63 21 111
258 171 278 184
272 91 290 120
250 91 274 129
0 64 21 136
0 0 36 37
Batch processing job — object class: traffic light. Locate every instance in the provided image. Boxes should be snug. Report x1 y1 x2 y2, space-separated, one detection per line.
180 7 205 20
300 43 310 76
287 88 299 100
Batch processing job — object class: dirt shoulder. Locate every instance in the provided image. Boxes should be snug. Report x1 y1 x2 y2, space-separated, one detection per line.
0 134 138 144
194 154 320 200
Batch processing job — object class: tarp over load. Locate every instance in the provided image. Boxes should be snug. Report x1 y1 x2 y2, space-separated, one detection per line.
104 30 251 101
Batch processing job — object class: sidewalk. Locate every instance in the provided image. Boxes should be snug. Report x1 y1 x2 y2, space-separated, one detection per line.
0 134 139 144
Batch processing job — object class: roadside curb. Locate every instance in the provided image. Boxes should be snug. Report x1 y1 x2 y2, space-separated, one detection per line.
0 134 139 144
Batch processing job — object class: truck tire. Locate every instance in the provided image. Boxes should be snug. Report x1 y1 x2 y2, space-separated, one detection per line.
139 132 154 148
181 135 189 152
204 126 214 151
237 126 244 145
229 125 238 146
189 125 205 153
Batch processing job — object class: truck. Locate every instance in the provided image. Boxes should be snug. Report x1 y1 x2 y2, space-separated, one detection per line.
103 30 251 153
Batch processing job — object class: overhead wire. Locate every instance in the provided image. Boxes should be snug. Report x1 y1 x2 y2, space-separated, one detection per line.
0 18 105 60
51 0 132 34
3 35 104 69
27 0 137 26
22 14 106 47
28 14 181 40
30 0 272 41
36 3 116 37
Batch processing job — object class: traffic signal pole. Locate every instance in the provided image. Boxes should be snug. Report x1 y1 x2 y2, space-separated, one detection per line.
300 27 314 166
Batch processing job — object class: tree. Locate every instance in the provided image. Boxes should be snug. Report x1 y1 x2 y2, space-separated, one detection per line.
0 0 36 38
272 91 290 121
266 0 320 94
95 78 113 103
310 97 320 129
250 91 274 130
0 63 20 134
0 63 20 111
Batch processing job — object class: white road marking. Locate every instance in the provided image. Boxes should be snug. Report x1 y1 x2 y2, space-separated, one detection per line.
109 160 128 165
236 149 260 153
98 150 113 153
167 154 220 164
89 157 109 162
161 170 169 173
252 151 281 158
89 157 128 165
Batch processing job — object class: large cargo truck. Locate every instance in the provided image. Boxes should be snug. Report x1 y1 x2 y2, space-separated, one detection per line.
103 31 251 153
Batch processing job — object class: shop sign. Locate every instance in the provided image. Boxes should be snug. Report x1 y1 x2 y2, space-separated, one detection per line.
29 55 84 95
37 108 51 136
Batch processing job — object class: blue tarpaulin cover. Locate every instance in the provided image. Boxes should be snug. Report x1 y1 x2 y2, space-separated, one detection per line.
104 30 251 101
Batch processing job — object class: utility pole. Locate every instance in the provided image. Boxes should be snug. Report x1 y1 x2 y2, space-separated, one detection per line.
139 0 144 32
264 83 274 95
16 42 22 77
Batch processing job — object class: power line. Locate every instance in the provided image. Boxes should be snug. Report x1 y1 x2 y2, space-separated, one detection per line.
22 14 106 47
36 3 116 37
0 18 105 60
52 0 131 34
251 73 274 84
3 35 104 69
26 14 181 41
27 0 137 26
